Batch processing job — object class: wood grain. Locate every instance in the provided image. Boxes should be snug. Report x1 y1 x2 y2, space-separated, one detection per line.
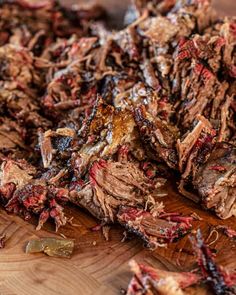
0 182 236 295
0 1 235 295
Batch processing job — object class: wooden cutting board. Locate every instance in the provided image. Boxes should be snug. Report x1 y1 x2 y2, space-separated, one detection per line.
0 1 235 294
0 183 235 295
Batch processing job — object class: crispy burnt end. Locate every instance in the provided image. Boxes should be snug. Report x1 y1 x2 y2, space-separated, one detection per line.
193 142 236 219
190 229 236 295
72 98 138 178
134 105 179 169
38 127 76 169
69 159 154 223
117 207 193 248
126 259 201 295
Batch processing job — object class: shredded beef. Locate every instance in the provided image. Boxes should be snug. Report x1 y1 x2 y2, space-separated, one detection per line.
193 142 236 219
70 159 156 223
0 0 235 247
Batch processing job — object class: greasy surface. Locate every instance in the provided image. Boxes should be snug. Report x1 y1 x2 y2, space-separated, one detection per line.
0 1 235 295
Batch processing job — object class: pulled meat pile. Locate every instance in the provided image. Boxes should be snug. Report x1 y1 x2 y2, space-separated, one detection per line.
0 0 235 248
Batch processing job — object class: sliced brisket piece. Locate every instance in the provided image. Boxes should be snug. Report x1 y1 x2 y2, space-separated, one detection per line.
126 259 200 295
193 142 236 219
70 159 192 247
117 207 193 248
135 105 179 169
190 229 236 295
69 159 155 223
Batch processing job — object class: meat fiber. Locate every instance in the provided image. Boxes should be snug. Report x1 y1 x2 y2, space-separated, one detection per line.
126 260 200 295
0 0 235 244
70 158 193 247
135 105 179 169
126 230 236 294
193 142 236 219
70 159 160 222
117 207 193 248
0 158 69 231
177 115 216 202
190 229 236 295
